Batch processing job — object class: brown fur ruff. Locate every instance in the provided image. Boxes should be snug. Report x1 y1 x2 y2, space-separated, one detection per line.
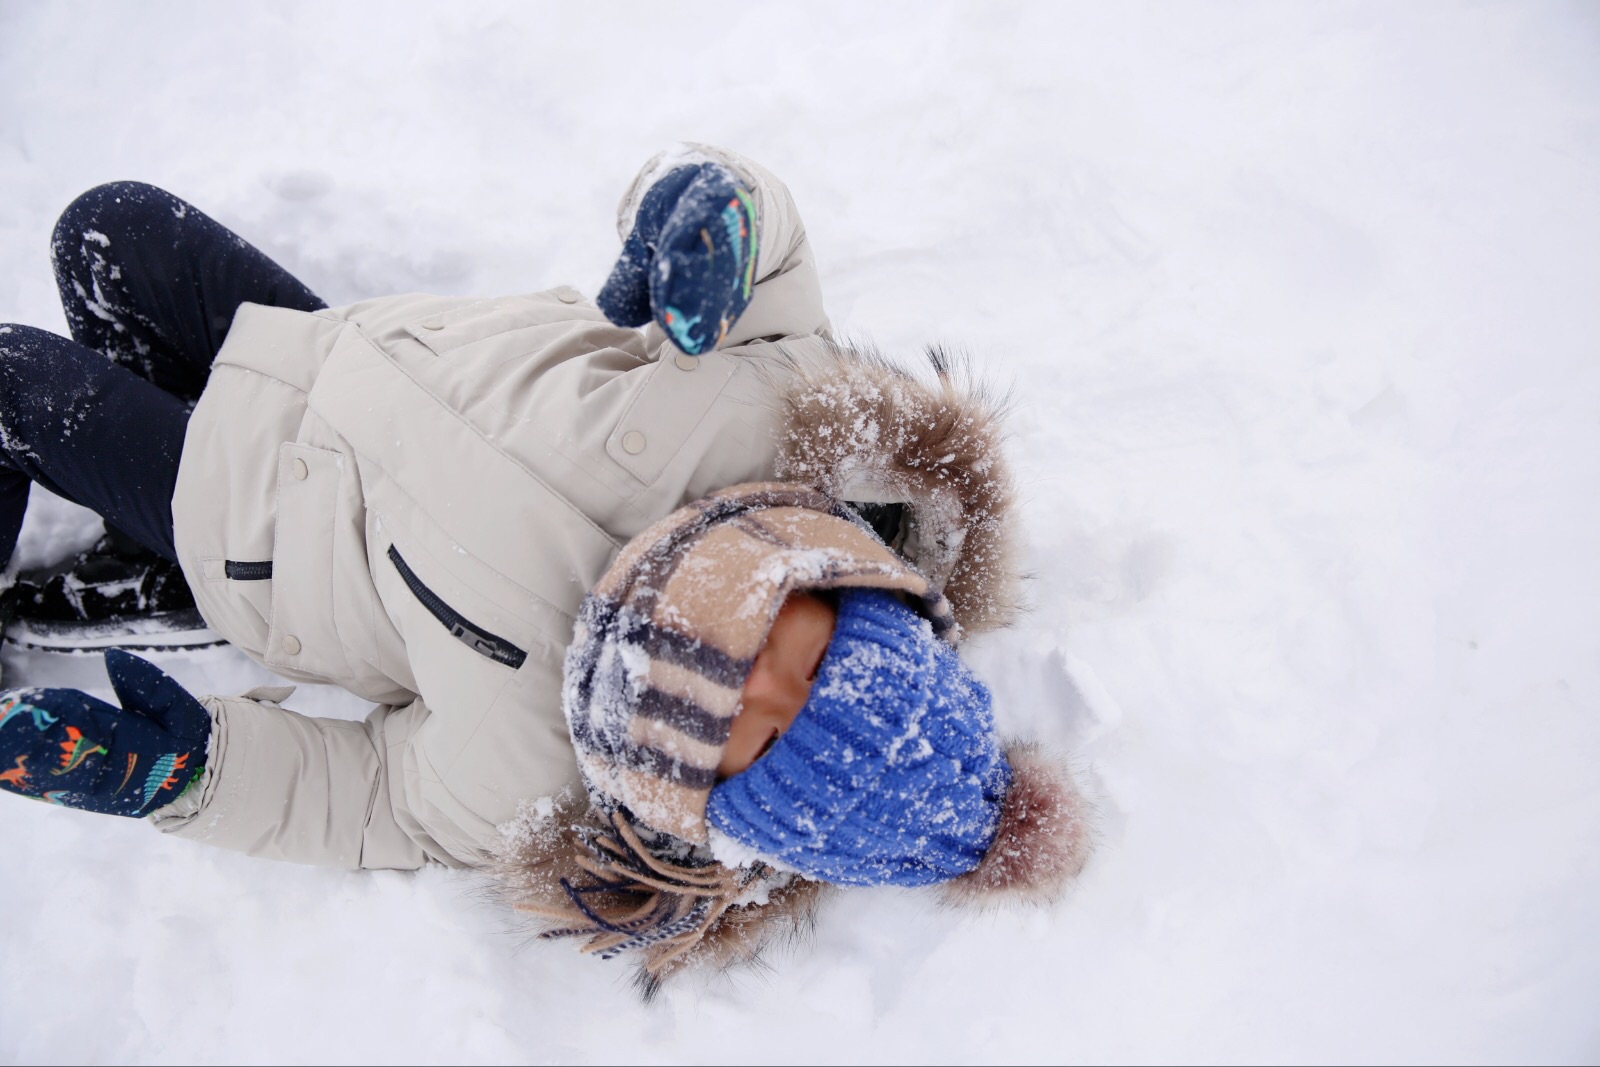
773 342 1021 633
944 744 1094 907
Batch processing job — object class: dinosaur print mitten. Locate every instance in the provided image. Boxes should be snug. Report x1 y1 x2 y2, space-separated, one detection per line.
597 161 759 356
0 649 210 817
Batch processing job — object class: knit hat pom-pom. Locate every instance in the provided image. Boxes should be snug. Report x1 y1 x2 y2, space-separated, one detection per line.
943 743 1093 907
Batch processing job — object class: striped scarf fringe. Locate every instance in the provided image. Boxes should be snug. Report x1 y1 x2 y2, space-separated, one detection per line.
516 808 759 976
497 798 830 996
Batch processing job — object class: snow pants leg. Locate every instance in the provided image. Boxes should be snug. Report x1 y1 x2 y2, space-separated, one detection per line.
0 182 326 566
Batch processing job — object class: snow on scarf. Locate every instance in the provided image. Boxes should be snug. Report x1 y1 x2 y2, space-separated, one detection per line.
562 481 955 844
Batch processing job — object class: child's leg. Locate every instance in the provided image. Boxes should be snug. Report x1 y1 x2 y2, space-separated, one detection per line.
0 181 329 575
49 181 326 401
0 323 189 565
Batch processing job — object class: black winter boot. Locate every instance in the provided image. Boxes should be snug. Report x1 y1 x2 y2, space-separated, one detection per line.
7 528 196 624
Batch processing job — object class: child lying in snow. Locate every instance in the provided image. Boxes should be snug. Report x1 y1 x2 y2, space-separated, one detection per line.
0 144 1090 984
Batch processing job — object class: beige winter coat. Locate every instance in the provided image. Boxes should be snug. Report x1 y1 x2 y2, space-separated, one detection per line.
152 145 1017 871
147 145 826 868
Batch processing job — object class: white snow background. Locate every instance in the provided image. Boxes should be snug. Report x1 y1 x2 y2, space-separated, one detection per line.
2 1 1598 1062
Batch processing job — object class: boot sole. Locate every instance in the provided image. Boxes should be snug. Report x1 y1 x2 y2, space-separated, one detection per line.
2 609 227 653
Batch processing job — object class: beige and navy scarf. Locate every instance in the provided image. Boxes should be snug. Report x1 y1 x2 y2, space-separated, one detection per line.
562 481 956 845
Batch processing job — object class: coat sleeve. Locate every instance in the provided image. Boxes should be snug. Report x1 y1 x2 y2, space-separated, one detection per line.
616 142 831 348
148 691 441 870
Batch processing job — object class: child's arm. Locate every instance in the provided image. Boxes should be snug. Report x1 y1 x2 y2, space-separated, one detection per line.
148 691 432 869
148 653 573 870
599 143 829 353
0 651 432 868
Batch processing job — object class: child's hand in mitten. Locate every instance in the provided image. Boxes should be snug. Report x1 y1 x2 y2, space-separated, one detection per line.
0 649 210 817
597 162 759 356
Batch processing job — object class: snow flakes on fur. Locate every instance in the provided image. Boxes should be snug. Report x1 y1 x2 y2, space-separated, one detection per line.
774 341 1021 633
944 744 1093 907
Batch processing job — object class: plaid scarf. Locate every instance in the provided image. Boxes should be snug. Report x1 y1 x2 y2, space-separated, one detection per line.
562 482 956 844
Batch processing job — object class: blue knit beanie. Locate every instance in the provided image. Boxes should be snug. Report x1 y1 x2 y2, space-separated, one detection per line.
705 588 1011 887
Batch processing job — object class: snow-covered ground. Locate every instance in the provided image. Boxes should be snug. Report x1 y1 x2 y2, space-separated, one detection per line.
2 1 1598 1062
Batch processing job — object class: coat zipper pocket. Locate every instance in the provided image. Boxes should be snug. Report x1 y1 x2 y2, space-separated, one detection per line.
387 545 528 669
224 560 273 580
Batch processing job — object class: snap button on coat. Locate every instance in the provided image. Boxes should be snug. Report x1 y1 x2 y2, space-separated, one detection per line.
292 458 309 480
282 634 302 656
674 353 698 371
621 431 646 455
557 289 580 304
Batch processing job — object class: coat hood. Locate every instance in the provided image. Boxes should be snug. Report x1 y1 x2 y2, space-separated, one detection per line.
496 341 1090 990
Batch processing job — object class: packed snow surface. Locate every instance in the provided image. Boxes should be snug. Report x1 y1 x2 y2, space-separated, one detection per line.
2 1 1598 1062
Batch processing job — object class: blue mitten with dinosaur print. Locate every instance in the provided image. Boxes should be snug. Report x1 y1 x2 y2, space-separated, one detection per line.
597 161 759 356
0 649 209 817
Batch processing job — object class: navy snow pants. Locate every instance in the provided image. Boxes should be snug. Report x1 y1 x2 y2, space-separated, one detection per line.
0 182 325 566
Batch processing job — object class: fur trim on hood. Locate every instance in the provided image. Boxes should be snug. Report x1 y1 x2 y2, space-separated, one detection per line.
773 341 1021 634
944 744 1094 907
